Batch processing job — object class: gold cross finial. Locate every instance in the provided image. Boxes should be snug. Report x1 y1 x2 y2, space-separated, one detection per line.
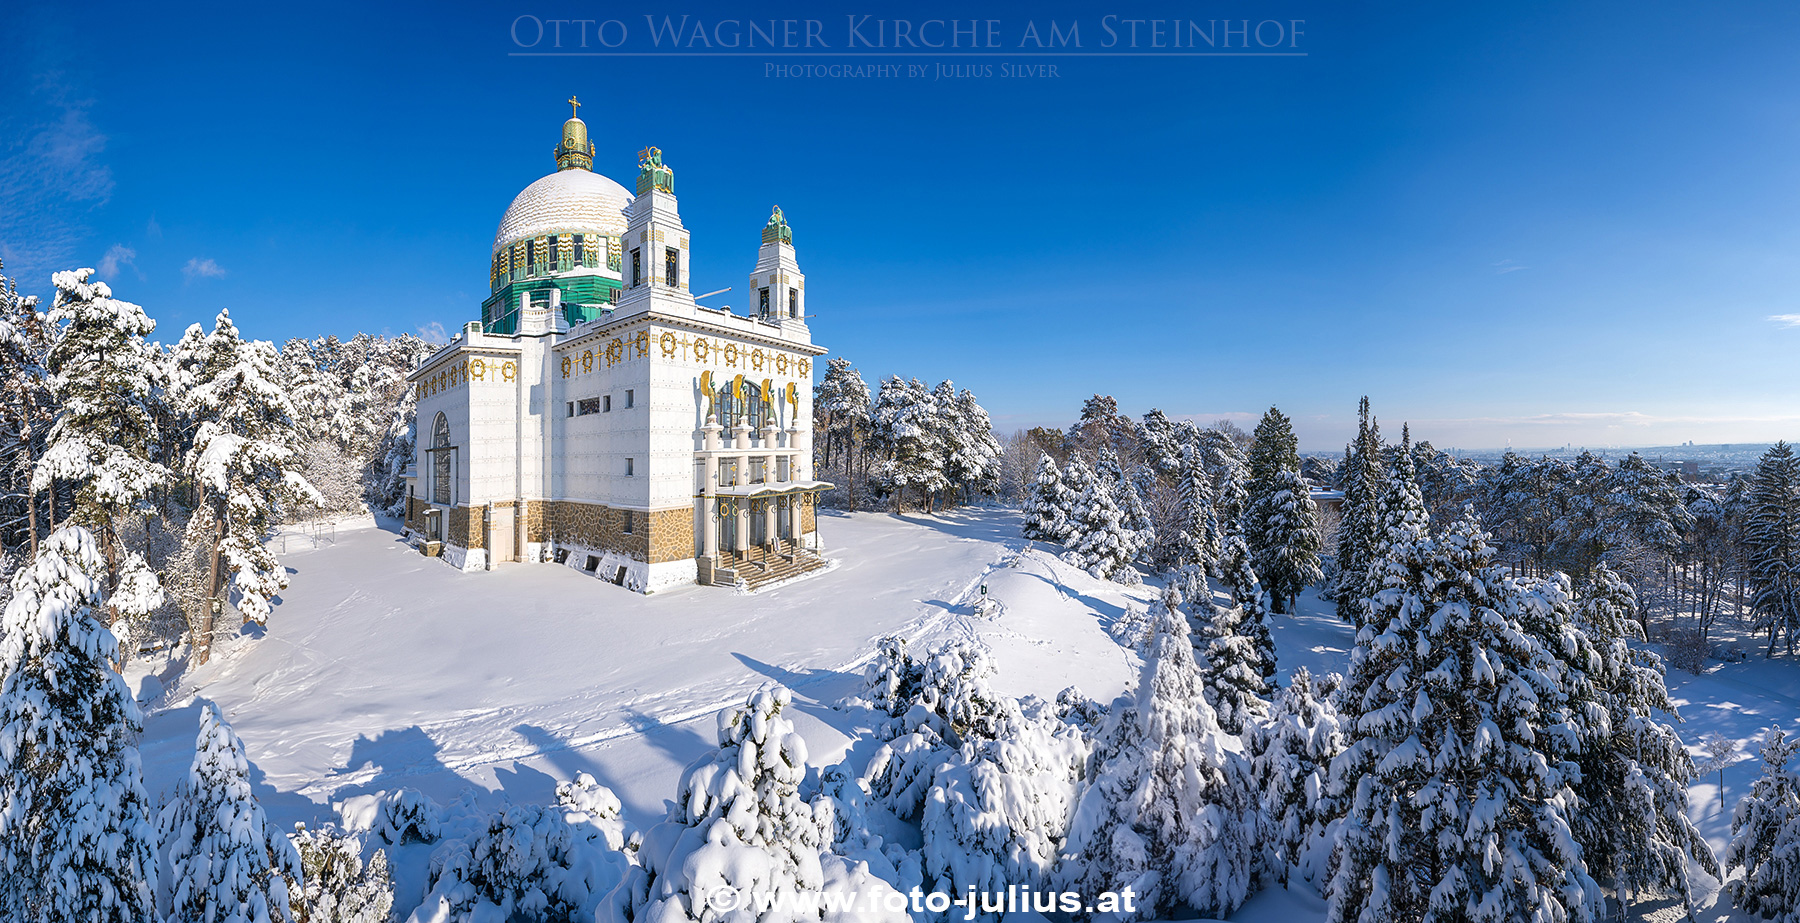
567 95 580 118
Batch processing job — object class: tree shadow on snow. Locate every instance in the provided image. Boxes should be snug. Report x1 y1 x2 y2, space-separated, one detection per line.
885 509 1021 546
328 725 461 797
492 761 563 808
731 652 853 691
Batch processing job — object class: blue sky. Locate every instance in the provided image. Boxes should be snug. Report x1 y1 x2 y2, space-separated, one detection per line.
5 1 1800 451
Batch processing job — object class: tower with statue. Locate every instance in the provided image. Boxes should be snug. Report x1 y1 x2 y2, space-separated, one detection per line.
404 99 831 592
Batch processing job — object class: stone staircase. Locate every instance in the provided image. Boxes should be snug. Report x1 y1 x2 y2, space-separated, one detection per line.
720 539 828 591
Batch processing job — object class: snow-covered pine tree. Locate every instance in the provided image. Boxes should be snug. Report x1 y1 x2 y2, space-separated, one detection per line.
1023 453 1075 544
814 357 871 471
1097 446 1155 561
0 261 53 560
869 376 948 512
1217 532 1271 650
1198 428 1250 539
1246 666 1345 885
291 822 395 923
624 686 906 923
1063 458 1134 581
1332 397 1383 623
1189 585 1270 736
1358 426 1431 618
161 704 304 923
1248 465 1322 615
29 270 172 629
1552 564 1719 914
1168 443 1223 580
0 526 159 923
1724 724 1800 922
1745 441 1800 657
1138 409 1184 478
1060 583 1259 921
943 386 1002 503
180 310 320 659
1325 511 1602 923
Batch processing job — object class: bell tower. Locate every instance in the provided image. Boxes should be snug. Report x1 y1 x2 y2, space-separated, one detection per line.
750 206 806 332
615 146 694 314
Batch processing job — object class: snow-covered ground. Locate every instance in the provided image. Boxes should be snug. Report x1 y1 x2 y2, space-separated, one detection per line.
132 509 1799 921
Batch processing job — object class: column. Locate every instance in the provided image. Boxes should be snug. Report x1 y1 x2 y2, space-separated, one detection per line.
702 419 721 560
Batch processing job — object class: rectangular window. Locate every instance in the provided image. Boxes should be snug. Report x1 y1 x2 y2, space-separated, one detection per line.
631 248 641 286
789 287 798 318
623 510 635 534
625 458 635 476
603 395 613 412
625 389 634 408
566 401 575 417
572 236 584 265
759 287 770 315
665 247 679 286
750 459 766 484
577 398 600 416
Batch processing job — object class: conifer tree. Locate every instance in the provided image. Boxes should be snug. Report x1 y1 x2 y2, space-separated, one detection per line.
1218 532 1270 639
1333 397 1383 623
1554 564 1720 913
179 311 319 661
1745 441 1800 656
29 270 172 618
1247 666 1344 884
1249 465 1323 614
813 356 871 471
1097 445 1154 560
1198 428 1250 539
945 387 1002 502
1245 407 1321 613
1137 409 1183 477
160 704 304 923
1060 586 1259 920
1064 459 1134 581
0 261 53 559
0 525 159 923
1169 443 1223 579
1724 725 1800 921
1359 426 1431 615
1325 512 1602 923
870 376 947 512
1191 589 1270 735
1023 453 1074 544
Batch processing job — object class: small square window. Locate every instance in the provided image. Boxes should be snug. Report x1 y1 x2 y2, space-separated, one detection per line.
625 457 635 476
625 389 634 408
603 395 613 412
577 398 600 416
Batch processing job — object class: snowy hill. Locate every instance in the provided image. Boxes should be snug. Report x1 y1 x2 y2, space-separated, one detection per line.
130 509 1797 921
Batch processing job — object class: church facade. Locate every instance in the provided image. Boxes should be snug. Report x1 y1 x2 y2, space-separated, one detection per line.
403 101 830 592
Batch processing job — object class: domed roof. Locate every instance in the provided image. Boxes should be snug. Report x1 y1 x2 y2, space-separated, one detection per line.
492 168 632 256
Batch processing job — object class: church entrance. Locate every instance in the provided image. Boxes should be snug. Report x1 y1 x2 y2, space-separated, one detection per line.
750 500 768 547
718 503 737 552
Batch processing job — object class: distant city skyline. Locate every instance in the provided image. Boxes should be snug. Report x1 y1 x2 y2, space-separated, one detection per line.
4 1 1798 452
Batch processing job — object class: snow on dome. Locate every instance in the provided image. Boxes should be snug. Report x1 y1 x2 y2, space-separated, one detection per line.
492 169 632 256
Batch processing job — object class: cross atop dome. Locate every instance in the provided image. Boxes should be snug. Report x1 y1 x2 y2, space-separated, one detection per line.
554 95 595 171
568 95 580 118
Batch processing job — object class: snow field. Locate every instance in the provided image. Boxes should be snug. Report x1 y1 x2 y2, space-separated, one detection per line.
126 507 1800 921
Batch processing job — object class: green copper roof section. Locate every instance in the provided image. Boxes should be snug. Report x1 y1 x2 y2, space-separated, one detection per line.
481 275 622 335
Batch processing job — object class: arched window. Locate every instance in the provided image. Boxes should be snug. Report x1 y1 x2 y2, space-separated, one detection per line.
431 413 452 504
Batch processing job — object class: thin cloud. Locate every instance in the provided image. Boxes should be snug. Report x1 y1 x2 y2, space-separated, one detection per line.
1768 314 1800 328
0 72 113 291
183 257 226 280
416 321 450 344
146 215 163 239
97 243 138 279
1493 259 1527 274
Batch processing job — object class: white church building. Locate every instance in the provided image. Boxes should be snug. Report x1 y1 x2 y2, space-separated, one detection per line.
403 100 830 592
